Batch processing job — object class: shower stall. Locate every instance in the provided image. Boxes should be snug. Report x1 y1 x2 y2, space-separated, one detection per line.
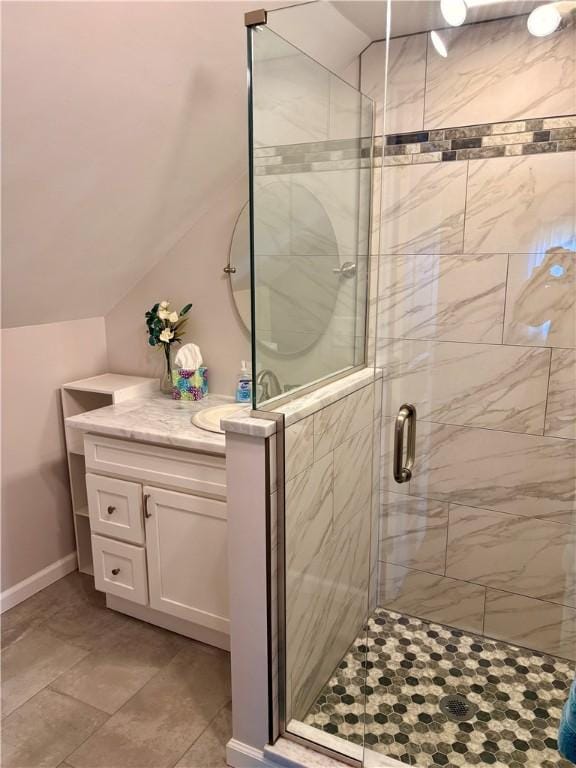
241 2 576 766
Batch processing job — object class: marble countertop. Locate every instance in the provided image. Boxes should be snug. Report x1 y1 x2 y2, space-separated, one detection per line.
66 369 382 450
66 393 238 454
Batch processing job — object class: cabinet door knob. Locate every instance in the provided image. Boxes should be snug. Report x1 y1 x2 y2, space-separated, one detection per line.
111 567 120 576
107 505 116 515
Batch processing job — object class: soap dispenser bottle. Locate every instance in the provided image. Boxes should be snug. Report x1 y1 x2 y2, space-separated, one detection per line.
235 360 252 403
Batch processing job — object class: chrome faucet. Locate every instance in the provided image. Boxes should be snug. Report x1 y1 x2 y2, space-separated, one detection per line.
256 369 282 401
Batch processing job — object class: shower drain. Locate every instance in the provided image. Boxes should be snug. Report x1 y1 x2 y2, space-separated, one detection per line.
439 694 478 722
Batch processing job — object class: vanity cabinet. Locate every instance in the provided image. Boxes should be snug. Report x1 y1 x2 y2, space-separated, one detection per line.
84 433 229 648
62 376 230 650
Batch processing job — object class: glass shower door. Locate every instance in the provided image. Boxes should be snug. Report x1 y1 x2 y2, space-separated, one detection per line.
364 2 576 766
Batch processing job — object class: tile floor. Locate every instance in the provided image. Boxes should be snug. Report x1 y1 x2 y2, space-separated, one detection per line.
305 607 576 768
1 572 232 768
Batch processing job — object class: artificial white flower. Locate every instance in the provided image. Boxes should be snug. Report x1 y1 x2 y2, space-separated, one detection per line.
158 308 171 320
159 300 169 309
169 311 179 323
159 328 174 343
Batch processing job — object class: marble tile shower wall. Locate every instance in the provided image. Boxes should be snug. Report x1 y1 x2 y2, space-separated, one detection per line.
362 14 576 661
283 381 379 722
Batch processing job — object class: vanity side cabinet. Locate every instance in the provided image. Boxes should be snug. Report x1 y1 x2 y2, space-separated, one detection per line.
143 486 230 634
61 374 158 575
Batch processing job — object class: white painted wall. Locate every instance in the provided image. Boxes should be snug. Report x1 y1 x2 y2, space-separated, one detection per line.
1 318 108 592
105 176 251 397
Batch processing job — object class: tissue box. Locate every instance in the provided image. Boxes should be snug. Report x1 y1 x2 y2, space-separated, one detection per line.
171 367 208 401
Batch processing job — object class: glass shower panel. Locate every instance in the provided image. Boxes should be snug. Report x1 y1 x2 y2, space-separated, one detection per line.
249 25 373 408
248 22 378 764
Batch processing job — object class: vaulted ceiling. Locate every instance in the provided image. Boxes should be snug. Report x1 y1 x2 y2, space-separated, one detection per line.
2 0 368 329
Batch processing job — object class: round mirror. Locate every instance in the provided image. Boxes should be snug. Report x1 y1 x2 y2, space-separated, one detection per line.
227 181 341 356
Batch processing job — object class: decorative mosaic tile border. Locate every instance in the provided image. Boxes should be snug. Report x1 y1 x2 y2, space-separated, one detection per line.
253 115 576 174
382 115 576 166
253 137 373 176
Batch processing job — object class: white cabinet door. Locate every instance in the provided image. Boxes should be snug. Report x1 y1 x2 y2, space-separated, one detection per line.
144 486 229 634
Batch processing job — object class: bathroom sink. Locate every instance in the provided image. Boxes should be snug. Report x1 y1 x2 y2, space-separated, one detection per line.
191 403 249 434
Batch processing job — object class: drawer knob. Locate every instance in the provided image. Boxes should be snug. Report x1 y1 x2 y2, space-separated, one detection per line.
107 505 116 515
111 567 120 576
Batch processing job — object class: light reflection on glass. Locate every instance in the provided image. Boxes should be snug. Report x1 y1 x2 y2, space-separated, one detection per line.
516 247 573 343
526 319 552 343
528 235 576 258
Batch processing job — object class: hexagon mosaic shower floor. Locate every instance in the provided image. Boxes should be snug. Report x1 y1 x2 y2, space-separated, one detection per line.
304 607 575 767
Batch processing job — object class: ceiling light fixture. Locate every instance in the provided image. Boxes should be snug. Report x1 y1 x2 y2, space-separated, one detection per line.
527 3 563 35
527 1 576 36
440 0 468 26
465 0 500 6
430 30 449 57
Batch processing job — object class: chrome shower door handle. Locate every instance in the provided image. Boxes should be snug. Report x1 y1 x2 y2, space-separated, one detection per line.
332 261 357 278
393 403 417 484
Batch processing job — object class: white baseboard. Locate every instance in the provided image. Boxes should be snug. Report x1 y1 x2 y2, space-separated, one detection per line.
0 552 78 613
226 739 277 768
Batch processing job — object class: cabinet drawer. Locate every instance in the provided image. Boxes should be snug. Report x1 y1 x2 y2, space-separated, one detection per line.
84 434 226 500
92 534 148 606
87 473 144 544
